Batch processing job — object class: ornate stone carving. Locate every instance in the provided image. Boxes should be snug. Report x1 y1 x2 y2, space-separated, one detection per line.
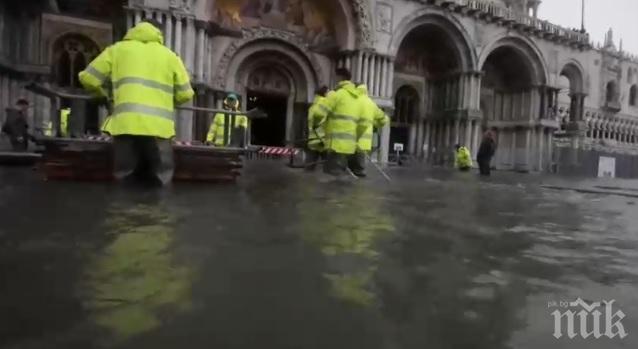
213 27 325 90
376 2 393 34
169 0 191 12
352 0 374 48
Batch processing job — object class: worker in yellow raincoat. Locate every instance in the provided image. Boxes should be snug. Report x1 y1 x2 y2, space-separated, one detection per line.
305 86 329 171
206 93 248 147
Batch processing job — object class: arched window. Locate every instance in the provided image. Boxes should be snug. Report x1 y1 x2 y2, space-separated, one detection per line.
52 34 100 88
606 81 618 103
393 85 419 126
630 85 637 107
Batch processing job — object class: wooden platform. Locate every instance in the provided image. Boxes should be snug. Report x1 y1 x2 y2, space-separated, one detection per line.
0 151 42 166
39 138 245 183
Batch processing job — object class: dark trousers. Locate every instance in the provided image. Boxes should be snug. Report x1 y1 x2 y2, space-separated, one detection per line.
305 149 325 171
347 151 367 177
9 135 28 151
324 151 349 176
478 158 492 176
113 135 174 186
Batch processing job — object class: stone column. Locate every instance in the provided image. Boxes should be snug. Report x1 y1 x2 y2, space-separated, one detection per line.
369 55 377 96
134 10 142 25
510 129 517 169
185 17 196 74
380 123 390 164
380 58 388 99
165 14 173 50
547 132 554 168
174 15 183 58
454 119 460 145
472 121 481 159
356 51 363 82
523 128 531 171
424 121 431 160
362 53 369 88
196 24 205 82
444 121 451 149
387 60 395 98
204 34 211 82
375 56 383 97
465 120 472 149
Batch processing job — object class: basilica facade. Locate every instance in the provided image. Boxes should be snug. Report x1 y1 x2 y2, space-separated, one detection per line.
2 0 638 176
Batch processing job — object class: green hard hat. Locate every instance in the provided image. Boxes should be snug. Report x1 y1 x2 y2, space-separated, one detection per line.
226 93 239 101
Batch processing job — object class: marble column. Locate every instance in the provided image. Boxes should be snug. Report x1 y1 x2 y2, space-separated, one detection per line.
510 129 517 168
380 58 388 99
524 128 531 171
387 61 395 98
442 120 452 151
185 17 196 74
174 16 183 58
134 10 142 25
196 25 205 82
424 121 431 160
472 121 480 159
165 14 173 50
362 53 369 88
126 11 133 30
464 120 472 149
355 51 363 82
369 55 377 96
375 57 383 97
380 123 390 164
204 34 211 82
454 119 460 145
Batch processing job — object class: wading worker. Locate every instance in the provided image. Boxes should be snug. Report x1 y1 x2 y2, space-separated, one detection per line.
454 144 473 172
79 19 194 185
206 93 248 147
305 86 329 171
315 68 365 176
477 130 497 176
349 84 389 177
1 98 31 151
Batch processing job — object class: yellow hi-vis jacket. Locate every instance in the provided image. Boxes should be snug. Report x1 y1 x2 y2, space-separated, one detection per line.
315 81 365 155
78 22 194 139
307 95 327 151
206 111 248 146
44 108 70 137
356 85 389 152
455 146 473 169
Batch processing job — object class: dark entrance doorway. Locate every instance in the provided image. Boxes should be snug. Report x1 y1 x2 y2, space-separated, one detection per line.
247 90 288 146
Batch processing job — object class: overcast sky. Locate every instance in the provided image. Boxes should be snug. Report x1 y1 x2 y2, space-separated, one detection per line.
540 0 638 54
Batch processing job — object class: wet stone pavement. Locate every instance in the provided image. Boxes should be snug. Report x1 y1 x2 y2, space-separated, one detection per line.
0 161 637 349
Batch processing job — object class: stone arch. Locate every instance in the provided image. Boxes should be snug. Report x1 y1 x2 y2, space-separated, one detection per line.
479 35 548 86
389 9 477 72
214 28 322 97
223 40 319 103
559 60 586 94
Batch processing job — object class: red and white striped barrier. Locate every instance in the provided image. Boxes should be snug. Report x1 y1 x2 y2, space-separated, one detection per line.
258 147 300 156
85 135 112 142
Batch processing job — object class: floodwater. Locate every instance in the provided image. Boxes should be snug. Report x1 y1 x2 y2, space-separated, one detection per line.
1 162 637 349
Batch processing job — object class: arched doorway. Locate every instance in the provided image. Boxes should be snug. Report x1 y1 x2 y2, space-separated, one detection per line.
480 38 548 171
52 33 101 135
223 40 319 147
390 13 477 164
392 85 419 159
245 66 291 146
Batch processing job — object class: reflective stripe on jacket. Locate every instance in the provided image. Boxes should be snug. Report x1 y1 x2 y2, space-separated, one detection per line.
206 112 248 146
79 22 194 139
315 81 365 155
307 95 327 151
356 85 389 152
455 146 473 169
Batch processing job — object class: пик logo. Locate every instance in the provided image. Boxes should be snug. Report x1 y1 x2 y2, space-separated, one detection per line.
551 298 628 339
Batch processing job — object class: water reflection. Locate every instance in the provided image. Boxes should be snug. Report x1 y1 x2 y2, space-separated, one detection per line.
81 200 194 341
296 182 395 307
